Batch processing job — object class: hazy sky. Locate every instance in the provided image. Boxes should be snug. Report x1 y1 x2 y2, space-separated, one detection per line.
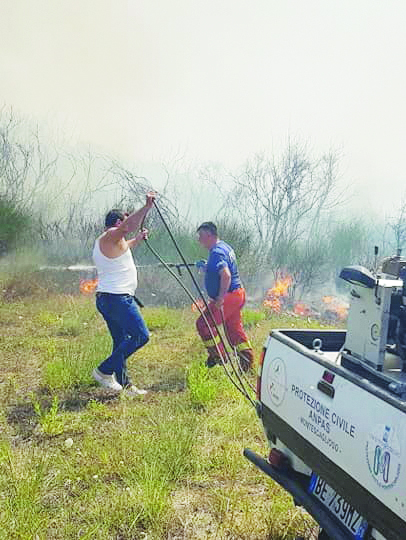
0 0 405 212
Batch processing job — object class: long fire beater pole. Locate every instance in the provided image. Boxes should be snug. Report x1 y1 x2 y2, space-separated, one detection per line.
149 200 254 402
144 234 255 407
142 199 255 407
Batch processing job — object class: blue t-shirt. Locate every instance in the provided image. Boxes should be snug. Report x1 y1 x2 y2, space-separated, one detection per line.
205 241 242 299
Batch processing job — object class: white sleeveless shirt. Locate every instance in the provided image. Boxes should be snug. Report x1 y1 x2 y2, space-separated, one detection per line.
93 238 138 295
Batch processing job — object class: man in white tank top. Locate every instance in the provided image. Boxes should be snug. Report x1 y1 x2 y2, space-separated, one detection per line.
92 192 155 396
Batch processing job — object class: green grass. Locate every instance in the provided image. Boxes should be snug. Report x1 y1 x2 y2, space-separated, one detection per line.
243 308 266 328
0 288 326 539
186 359 218 408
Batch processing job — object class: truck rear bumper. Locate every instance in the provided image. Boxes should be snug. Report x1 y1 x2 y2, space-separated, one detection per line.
244 448 357 540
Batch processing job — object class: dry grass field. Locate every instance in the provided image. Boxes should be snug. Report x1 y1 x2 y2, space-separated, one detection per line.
0 276 329 539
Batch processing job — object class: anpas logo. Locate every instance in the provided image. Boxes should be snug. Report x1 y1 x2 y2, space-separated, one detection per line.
365 425 401 489
267 357 287 406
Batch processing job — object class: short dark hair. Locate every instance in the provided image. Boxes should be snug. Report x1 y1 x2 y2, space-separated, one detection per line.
197 221 218 236
105 209 125 228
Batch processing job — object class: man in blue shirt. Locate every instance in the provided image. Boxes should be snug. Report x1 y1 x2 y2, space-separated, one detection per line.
195 222 253 371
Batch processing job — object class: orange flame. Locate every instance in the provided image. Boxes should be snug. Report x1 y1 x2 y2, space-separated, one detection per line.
79 278 98 295
263 276 293 313
263 298 282 311
191 298 205 312
322 295 348 321
262 274 348 322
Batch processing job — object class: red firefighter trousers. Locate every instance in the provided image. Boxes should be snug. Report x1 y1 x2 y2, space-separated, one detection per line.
196 288 253 365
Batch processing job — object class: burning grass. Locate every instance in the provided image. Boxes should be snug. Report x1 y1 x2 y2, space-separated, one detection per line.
79 277 98 295
263 274 348 324
0 292 327 539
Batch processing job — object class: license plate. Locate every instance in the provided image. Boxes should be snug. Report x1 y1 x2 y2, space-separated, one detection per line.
308 473 368 539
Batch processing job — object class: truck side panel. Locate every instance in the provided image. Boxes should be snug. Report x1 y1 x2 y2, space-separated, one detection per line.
260 333 406 539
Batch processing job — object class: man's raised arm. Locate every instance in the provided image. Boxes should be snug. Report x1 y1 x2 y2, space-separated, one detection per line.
108 192 156 242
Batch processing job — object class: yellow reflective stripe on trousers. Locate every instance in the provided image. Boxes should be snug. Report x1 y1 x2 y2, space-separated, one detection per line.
202 333 221 347
235 341 252 352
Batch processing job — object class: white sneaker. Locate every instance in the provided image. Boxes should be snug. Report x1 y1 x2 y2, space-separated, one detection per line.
92 368 123 392
124 385 148 396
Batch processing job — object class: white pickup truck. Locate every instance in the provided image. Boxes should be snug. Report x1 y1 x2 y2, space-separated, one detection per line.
244 258 406 540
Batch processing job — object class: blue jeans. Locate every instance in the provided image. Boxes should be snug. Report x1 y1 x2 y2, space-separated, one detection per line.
96 293 149 387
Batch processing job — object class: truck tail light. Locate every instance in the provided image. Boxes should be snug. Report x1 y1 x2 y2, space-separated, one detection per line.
322 370 335 384
268 448 290 470
256 347 266 400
